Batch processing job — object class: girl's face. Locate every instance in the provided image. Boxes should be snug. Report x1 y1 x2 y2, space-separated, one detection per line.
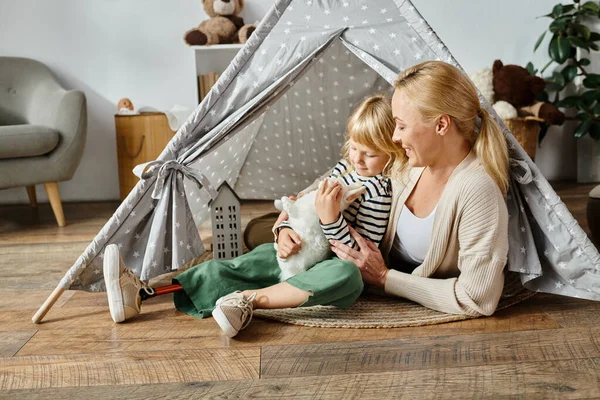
348 139 390 177
391 90 440 168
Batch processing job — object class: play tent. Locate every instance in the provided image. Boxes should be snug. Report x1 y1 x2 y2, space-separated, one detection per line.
34 0 600 322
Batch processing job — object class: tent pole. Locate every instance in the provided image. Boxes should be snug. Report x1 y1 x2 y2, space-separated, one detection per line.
32 286 65 324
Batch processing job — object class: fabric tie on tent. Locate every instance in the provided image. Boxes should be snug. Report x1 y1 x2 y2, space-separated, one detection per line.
133 159 218 200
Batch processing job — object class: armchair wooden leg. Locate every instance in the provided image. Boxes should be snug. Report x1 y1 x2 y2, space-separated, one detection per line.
26 186 38 208
44 182 66 227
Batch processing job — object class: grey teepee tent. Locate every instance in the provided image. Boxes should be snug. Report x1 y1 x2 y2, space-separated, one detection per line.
34 0 600 323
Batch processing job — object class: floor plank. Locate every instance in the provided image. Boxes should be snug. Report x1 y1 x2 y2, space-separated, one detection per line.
14 305 559 356
0 331 36 357
0 347 260 390
0 242 90 290
0 290 74 310
0 202 121 245
4 358 600 399
260 327 600 378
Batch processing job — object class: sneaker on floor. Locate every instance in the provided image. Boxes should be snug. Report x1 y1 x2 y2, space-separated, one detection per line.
213 291 257 338
103 244 155 323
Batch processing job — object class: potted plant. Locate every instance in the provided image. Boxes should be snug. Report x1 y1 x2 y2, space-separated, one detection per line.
528 1 600 143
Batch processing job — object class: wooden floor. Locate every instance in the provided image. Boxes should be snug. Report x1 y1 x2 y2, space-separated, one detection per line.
1 182 599 399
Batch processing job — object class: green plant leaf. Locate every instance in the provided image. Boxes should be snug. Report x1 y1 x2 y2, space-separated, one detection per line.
562 4 576 13
550 18 567 32
582 90 600 105
580 58 591 66
556 95 581 107
536 90 550 103
590 123 600 140
590 42 600 51
568 35 590 49
525 62 536 75
594 102 600 117
582 1 600 13
553 3 564 16
574 119 593 138
549 35 572 63
553 71 566 89
573 23 592 39
577 102 591 111
534 31 546 51
562 65 578 82
590 32 600 42
584 74 600 89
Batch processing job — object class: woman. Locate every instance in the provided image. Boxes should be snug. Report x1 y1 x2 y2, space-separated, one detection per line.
278 60 510 316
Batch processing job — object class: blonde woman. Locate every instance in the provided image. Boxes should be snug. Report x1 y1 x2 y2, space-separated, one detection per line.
103 96 401 337
328 61 510 317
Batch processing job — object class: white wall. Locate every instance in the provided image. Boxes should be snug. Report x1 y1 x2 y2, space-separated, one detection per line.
412 0 578 181
0 0 569 204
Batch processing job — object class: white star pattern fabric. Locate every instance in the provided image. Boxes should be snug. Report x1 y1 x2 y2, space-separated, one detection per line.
234 40 391 200
53 0 599 304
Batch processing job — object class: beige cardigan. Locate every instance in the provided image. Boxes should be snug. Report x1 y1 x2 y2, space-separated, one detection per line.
381 151 509 316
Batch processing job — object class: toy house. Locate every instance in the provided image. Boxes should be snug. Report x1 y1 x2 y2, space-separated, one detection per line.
209 181 243 260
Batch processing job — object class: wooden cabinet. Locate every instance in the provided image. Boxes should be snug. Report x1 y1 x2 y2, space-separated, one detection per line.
114 112 175 200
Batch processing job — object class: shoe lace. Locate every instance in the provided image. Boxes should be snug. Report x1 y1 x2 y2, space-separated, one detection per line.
231 292 257 330
123 268 155 296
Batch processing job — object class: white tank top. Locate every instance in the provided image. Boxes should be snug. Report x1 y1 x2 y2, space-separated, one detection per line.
392 205 436 266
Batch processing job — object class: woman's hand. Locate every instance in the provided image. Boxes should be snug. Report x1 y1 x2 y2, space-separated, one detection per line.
330 226 389 287
315 179 342 224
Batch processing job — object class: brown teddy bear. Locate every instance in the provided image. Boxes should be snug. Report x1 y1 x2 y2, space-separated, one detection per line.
492 60 565 125
184 0 255 46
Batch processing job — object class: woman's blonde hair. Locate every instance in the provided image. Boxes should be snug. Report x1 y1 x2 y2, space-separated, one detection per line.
342 95 401 177
394 61 509 194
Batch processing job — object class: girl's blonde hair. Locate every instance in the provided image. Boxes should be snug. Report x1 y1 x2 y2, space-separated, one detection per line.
342 95 401 177
393 61 509 194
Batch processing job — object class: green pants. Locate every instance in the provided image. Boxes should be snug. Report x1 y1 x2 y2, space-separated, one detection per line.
173 243 364 318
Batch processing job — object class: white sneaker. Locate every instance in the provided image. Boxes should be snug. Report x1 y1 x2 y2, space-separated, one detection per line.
213 291 257 338
103 244 155 323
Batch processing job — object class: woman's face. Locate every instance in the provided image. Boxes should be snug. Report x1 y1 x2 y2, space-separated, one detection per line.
391 90 440 168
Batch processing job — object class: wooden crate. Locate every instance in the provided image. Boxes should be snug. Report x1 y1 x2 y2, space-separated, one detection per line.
114 112 175 200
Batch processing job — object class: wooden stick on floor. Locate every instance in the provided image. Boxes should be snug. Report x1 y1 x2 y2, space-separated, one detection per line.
32 285 65 324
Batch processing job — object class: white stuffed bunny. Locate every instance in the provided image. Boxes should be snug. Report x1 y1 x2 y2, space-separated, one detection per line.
273 177 366 281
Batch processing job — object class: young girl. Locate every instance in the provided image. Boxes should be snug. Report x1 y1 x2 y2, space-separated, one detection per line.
103 95 400 338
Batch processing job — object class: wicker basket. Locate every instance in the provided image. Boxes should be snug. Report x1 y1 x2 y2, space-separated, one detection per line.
503 116 544 160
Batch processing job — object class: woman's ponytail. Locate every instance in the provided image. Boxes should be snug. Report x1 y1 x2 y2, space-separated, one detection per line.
474 107 509 194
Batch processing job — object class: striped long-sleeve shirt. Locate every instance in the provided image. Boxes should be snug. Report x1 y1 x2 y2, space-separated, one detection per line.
320 160 392 249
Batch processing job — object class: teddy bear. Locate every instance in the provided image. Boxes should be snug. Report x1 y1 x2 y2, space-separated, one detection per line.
469 60 565 125
273 178 365 281
184 0 256 46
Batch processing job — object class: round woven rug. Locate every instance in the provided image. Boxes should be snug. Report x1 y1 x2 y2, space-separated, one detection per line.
254 272 535 328
183 248 534 328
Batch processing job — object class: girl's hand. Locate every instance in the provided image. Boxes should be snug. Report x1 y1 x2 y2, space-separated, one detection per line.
276 228 302 258
330 226 389 287
315 179 342 224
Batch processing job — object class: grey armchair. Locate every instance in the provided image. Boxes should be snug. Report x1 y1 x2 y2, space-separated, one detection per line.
0 57 87 226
